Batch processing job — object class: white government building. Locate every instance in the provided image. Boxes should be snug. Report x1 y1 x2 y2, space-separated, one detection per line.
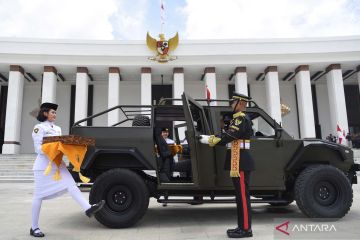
0 36 360 154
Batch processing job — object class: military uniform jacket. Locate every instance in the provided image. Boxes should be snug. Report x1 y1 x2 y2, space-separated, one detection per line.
216 112 255 171
32 121 63 171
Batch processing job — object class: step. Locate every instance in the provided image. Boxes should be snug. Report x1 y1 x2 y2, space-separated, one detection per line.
0 179 34 183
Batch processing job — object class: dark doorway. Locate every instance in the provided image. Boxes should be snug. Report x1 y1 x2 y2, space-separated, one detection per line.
152 84 173 139
344 85 360 134
0 86 8 153
152 84 172 105
311 85 322 138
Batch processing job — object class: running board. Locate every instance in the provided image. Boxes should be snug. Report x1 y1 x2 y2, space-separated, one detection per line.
157 198 290 204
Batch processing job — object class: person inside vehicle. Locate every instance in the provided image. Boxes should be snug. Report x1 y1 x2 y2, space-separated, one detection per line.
161 128 175 144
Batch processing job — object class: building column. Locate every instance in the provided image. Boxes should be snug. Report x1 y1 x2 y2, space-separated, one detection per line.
204 67 217 106
74 67 89 126
326 64 349 145
264 66 282 124
2 65 25 154
234 67 248 96
42 66 57 103
173 67 184 105
295 65 316 138
141 67 152 105
108 67 121 126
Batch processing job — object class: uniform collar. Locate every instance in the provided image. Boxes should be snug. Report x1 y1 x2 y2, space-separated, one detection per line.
43 120 55 127
233 111 245 119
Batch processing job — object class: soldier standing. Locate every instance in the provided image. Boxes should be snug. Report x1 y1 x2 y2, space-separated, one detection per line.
199 93 254 238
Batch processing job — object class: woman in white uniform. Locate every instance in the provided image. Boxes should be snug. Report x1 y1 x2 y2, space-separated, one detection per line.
30 102 105 238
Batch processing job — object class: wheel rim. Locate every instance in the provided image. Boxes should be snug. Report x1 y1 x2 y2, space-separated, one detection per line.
314 180 339 206
106 185 133 212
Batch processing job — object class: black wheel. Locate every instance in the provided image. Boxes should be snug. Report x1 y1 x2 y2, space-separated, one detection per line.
89 169 149 228
294 165 353 218
132 115 150 126
269 200 293 207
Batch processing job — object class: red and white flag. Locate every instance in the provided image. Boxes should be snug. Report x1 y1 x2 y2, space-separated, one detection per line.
206 85 211 102
336 124 346 144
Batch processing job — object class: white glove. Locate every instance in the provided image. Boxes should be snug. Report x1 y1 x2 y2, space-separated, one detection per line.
199 135 210 144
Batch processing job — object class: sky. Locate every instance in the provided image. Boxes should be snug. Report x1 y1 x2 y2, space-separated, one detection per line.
0 0 359 40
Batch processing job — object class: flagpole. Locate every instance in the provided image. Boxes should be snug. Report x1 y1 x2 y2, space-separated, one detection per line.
160 0 165 34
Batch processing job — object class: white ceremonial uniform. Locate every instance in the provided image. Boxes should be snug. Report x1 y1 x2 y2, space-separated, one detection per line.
32 120 76 199
165 138 175 144
31 118 91 232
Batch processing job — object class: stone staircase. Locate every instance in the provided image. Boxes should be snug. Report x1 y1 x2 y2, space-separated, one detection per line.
0 154 70 183
0 150 359 183
0 154 35 182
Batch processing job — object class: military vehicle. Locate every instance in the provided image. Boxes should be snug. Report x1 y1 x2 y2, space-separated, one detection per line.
71 93 359 228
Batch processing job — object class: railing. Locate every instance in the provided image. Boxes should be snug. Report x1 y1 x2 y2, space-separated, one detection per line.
158 98 259 107
73 105 152 127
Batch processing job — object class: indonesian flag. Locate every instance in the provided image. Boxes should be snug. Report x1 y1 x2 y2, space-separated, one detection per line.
337 124 346 144
206 85 211 102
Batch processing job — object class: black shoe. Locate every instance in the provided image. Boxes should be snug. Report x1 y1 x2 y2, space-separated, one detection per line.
85 200 105 218
30 228 45 238
227 227 241 234
227 228 253 238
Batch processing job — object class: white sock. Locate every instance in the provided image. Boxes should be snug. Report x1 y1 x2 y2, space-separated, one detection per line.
31 197 42 231
67 184 91 211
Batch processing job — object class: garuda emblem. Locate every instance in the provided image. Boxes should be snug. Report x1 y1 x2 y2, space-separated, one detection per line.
146 32 179 63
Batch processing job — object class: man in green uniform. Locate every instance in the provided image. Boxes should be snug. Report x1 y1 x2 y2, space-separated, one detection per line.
199 93 254 238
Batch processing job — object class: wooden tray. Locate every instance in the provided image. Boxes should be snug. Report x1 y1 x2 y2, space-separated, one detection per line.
43 135 95 146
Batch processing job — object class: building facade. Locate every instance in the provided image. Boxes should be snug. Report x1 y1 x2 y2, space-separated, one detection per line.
0 36 360 153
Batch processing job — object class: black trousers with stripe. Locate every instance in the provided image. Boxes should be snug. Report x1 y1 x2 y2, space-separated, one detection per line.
232 171 252 230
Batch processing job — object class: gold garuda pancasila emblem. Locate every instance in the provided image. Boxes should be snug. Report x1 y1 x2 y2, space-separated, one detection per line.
146 32 179 63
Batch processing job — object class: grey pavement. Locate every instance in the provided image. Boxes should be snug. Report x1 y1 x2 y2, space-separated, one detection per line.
0 183 360 240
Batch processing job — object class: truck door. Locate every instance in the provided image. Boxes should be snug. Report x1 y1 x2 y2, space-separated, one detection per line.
182 93 217 188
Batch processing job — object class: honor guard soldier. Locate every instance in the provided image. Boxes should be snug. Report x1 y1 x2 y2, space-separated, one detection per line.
199 93 254 238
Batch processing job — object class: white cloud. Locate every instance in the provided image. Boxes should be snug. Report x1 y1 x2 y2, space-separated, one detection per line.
0 0 118 39
181 0 360 39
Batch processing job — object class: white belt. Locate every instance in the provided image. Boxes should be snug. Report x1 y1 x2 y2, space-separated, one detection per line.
226 140 250 149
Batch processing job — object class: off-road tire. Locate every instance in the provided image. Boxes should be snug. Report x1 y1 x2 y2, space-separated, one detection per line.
294 165 353 218
89 168 150 228
132 115 150 126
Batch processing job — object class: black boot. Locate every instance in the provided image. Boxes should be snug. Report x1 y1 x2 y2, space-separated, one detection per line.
30 228 45 238
227 228 253 238
227 227 241 234
85 200 105 218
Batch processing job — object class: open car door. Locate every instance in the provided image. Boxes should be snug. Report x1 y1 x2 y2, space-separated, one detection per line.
182 93 217 188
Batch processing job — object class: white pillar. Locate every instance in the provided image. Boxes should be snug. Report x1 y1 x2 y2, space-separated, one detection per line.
264 66 282 124
74 67 89 126
141 67 152 105
173 67 184 105
2 65 25 154
326 64 349 145
42 66 57 103
295 65 316 138
108 67 121 126
234 67 248 96
204 67 217 106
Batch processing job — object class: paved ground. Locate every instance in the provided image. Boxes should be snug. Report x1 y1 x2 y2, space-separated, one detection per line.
0 183 360 240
